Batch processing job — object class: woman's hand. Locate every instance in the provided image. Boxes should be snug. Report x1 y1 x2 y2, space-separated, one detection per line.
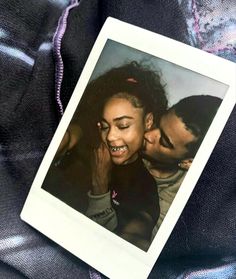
91 142 112 195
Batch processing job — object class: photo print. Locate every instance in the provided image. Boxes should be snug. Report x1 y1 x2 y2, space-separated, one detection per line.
21 17 235 279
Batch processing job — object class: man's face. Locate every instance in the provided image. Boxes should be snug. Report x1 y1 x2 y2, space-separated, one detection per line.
143 110 197 165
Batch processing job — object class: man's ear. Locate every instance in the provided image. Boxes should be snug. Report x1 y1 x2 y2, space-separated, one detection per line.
145 112 154 131
178 158 193 170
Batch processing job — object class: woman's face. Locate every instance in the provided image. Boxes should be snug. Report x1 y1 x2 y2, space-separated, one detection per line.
100 97 146 165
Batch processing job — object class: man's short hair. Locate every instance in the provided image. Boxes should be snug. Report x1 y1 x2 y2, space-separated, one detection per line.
170 95 222 157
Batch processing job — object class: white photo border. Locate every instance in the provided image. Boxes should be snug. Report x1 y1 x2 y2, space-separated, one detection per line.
21 17 236 279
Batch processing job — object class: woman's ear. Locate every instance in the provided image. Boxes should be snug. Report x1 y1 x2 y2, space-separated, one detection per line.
178 158 193 170
145 112 154 131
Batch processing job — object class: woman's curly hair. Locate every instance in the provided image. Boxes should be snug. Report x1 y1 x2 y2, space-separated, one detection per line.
76 61 168 147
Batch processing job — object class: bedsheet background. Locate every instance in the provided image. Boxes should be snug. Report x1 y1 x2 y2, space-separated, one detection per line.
0 0 235 278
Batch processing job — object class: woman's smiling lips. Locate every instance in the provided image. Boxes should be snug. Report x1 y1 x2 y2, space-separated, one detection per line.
108 145 128 156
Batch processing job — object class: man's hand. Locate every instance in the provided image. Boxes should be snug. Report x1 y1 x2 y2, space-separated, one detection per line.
56 124 82 157
91 142 112 195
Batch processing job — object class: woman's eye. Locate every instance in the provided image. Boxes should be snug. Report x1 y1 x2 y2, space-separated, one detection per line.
100 125 109 131
118 125 129 130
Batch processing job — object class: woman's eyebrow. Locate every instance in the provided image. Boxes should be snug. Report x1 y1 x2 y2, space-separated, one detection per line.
113 116 134 122
101 116 134 124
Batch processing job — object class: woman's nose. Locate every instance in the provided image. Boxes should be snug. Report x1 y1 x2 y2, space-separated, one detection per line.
106 127 118 142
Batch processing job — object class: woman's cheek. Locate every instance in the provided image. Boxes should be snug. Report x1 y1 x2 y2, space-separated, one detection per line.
100 132 107 143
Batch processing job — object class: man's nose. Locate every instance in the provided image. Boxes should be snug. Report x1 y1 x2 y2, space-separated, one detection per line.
144 129 159 144
144 130 155 144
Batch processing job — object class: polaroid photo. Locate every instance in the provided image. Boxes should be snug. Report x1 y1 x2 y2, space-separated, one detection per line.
21 17 236 279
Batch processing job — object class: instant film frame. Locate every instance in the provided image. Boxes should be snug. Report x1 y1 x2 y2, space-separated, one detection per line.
21 17 236 279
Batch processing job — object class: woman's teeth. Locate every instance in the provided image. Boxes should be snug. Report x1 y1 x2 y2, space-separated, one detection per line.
110 146 127 152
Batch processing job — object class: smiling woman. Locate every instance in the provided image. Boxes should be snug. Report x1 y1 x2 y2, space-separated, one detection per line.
74 62 168 250
41 61 168 251
99 95 147 165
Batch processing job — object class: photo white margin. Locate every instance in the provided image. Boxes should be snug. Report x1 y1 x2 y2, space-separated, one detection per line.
21 17 236 279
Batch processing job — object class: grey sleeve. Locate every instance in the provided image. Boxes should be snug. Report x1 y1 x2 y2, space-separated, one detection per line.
85 191 117 231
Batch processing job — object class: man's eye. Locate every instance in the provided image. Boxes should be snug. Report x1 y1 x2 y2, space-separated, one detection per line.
159 136 170 148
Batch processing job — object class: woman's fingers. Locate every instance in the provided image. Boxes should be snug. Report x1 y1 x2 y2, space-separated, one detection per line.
91 142 112 194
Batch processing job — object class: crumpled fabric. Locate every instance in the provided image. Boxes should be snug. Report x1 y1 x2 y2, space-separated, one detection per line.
179 0 236 61
0 1 90 278
0 0 235 279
